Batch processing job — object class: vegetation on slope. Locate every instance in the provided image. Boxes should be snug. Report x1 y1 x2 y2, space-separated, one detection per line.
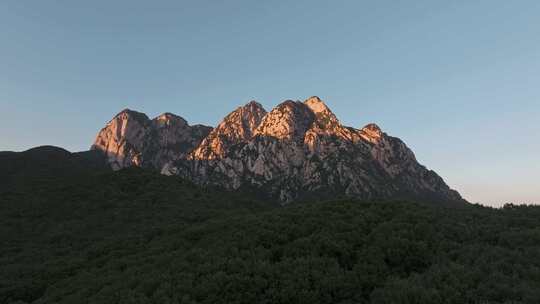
1 148 540 303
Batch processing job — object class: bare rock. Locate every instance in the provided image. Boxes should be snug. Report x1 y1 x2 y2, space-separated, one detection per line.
94 97 464 204
92 109 211 170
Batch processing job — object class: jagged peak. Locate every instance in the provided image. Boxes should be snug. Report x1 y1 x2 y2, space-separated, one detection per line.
362 123 382 133
245 100 265 110
254 99 315 140
303 96 345 134
222 99 264 117
111 108 149 124
262 99 312 118
152 112 188 127
92 98 464 204
280 99 303 107
360 123 384 143
155 112 180 119
304 96 330 114
264 99 311 115
191 100 267 159
115 108 147 118
117 108 136 114
217 100 267 130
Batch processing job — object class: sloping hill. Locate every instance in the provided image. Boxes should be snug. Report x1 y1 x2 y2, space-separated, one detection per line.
0 146 109 191
0 165 271 304
1 151 540 303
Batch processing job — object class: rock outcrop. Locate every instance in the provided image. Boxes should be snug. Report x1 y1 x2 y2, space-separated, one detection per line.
191 101 267 160
93 97 464 204
91 109 211 170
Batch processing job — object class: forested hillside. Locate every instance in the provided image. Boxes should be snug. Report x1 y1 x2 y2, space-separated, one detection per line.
1 148 540 303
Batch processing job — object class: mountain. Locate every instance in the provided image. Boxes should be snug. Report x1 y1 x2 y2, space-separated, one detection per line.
191 101 267 160
92 97 464 204
4 124 540 304
91 109 212 170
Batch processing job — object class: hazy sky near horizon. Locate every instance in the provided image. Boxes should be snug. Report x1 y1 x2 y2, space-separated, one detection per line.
1 1 539 206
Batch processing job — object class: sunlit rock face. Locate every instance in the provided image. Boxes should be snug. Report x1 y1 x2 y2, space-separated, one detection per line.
159 96 464 204
91 109 211 170
191 101 267 160
151 113 212 168
91 109 150 170
254 100 314 141
92 97 463 203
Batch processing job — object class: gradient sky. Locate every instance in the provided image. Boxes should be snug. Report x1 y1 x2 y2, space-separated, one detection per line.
1 1 539 206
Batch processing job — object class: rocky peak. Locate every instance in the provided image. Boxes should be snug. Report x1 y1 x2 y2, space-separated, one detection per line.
360 123 384 143
217 100 267 139
255 100 315 141
245 100 265 111
92 109 211 170
115 108 150 123
302 96 348 139
363 123 382 133
152 112 188 128
191 100 267 159
97 108 151 147
95 97 464 205
304 96 330 113
92 109 151 170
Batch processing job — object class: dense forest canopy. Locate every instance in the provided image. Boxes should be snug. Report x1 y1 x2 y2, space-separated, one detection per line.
1 148 540 303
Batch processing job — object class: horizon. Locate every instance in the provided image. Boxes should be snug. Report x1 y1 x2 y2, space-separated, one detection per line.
1 1 539 207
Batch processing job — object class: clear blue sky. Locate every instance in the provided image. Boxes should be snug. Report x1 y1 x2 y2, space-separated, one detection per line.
1 1 539 206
